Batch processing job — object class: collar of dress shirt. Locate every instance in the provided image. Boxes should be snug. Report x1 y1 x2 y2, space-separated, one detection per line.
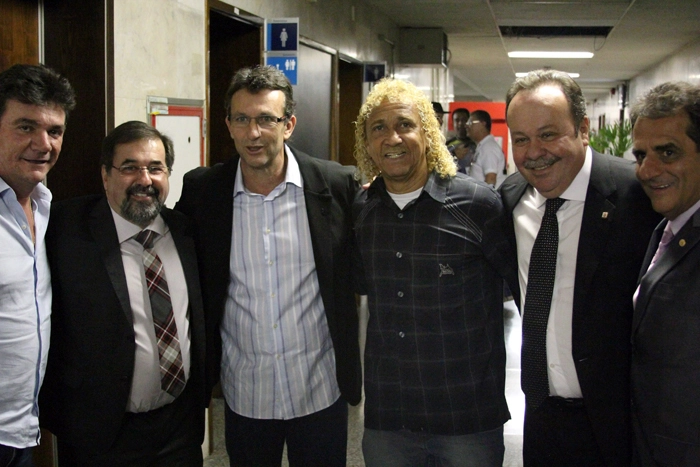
476 133 496 149
530 145 592 208
234 144 303 196
0 176 52 203
668 196 700 235
110 206 167 244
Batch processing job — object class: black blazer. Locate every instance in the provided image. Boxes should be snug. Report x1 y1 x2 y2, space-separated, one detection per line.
175 148 362 406
500 151 660 466
40 195 207 454
632 210 700 466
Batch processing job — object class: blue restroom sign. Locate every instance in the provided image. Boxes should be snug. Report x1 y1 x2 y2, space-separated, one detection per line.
266 18 299 52
266 55 298 85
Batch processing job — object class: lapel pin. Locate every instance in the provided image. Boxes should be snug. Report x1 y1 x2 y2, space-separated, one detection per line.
601 212 609 219
680 239 687 247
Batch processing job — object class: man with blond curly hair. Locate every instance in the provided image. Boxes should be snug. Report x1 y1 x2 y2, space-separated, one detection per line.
353 78 516 466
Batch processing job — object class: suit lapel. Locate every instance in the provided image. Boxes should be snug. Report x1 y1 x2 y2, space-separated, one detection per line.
637 220 666 283
500 173 529 215
161 207 206 375
573 151 616 309
161 207 200 302
294 150 336 327
205 157 236 280
499 173 530 307
634 212 700 332
89 198 133 325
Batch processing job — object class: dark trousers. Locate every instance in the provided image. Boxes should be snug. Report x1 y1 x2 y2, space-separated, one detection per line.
225 397 348 467
57 382 204 467
0 445 33 467
523 397 606 467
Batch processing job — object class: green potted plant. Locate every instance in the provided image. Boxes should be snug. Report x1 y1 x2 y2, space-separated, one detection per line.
589 120 633 157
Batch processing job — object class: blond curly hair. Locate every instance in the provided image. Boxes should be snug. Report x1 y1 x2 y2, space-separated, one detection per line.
353 78 456 181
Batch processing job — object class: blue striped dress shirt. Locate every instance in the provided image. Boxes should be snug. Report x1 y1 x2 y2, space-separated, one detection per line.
221 146 340 419
0 179 52 448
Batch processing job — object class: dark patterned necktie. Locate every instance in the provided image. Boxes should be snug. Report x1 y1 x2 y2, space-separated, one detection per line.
521 197 565 411
134 229 186 398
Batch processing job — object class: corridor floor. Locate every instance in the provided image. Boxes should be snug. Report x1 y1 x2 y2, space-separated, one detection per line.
204 299 525 467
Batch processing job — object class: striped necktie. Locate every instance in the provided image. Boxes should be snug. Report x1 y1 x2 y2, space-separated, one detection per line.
134 229 186 398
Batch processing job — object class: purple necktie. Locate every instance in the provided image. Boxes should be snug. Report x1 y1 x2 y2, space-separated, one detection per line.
648 223 674 271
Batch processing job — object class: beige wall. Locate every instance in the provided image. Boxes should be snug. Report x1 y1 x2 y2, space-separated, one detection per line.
112 0 399 125
629 37 700 103
113 0 206 124
219 0 398 64
111 0 402 171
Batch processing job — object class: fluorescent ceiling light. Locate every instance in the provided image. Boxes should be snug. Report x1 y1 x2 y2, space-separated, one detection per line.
509 51 594 59
516 72 580 78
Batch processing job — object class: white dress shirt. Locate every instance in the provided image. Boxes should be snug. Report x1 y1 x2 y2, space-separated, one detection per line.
111 210 191 412
0 179 52 448
514 147 593 398
221 145 339 420
471 134 506 187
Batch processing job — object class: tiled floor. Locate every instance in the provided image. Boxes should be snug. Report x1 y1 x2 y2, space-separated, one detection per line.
503 299 525 467
204 299 525 467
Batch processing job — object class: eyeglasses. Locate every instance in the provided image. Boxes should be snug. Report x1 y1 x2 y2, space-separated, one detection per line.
229 115 288 129
466 120 481 126
111 165 169 176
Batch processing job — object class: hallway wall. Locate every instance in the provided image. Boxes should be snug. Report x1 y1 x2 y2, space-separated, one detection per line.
112 0 398 128
113 0 206 124
219 0 398 66
629 37 700 104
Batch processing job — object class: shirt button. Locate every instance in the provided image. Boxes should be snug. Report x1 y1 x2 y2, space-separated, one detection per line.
21 224 27 229
271 292 276 298
397 291 404 298
265 228 271 233
550 363 555 369
269 260 273 265
396 252 402 258
399 332 405 338
397 213 404 219
273 324 278 329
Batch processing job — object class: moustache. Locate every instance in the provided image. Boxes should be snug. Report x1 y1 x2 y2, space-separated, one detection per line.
522 156 559 170
127 185 159 199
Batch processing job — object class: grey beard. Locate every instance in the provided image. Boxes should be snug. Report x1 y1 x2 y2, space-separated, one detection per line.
120 192 163 227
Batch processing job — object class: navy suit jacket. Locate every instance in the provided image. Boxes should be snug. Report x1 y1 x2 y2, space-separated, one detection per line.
175 148 362 406
632 209 700 466
500 151 660 466
40 195 207 455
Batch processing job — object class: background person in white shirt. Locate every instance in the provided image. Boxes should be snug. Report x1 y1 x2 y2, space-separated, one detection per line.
466 109 505 187
0 63 74 467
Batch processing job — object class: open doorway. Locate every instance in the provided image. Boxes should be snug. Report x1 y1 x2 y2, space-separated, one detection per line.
338 57 364 167
208 2 262 166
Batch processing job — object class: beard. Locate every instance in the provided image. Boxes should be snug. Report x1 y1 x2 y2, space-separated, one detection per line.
120 184 164 227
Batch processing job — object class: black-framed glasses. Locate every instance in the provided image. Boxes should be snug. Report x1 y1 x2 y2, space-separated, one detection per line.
111 165 169 176
229 115 288 129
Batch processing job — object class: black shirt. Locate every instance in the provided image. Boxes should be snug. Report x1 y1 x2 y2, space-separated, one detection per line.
354 172 515 435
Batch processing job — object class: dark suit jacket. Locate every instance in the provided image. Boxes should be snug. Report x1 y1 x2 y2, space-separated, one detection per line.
175 148 362 406
632 209 700 466
500 151 660 466
40 195 207 455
